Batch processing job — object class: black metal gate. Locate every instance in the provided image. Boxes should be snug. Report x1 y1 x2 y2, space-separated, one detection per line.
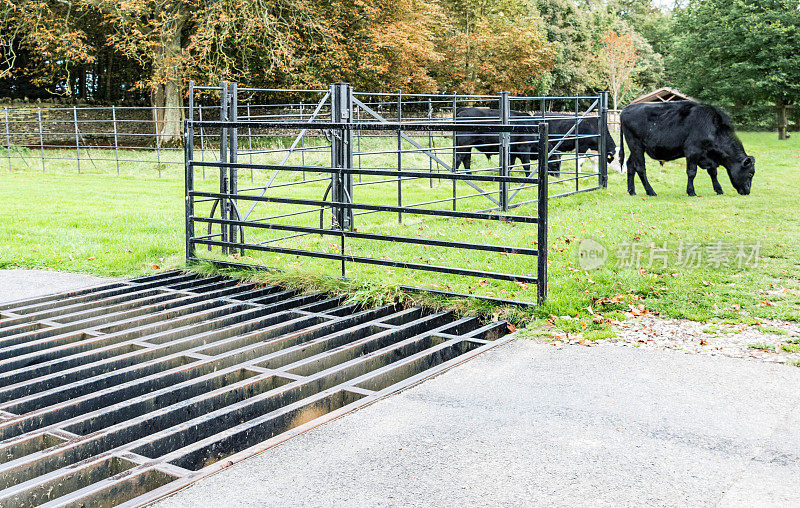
184 82 609 305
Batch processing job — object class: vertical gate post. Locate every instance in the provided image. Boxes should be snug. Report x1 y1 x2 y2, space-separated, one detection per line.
397 89 402 224
37 107 45 173
330 82 353 234
219 80 229 254
451 92 457 211
3 108 10 171
112 105 120 175
499 92 510 211
575 95 580 192
185 80 196 262
598 91 609 188
537 122 549 303
72 106 81 174
228 81 239 250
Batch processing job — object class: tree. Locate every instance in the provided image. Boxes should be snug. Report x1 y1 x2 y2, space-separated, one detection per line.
671 0 800 139
533 0 598 96
434 0 555 94
601 31 638 109
88 0 324 142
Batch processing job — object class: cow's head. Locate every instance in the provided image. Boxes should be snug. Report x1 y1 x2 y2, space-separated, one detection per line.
727 155 755 195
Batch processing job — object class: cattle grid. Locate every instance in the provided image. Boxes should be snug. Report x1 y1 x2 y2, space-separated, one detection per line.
0 270 513 506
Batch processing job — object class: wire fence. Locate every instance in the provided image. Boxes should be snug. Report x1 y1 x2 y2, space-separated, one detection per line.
0 100 622 178
1 105 185 176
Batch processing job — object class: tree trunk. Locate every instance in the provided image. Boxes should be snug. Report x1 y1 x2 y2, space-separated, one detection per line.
151 19 185 144
777 100 787 140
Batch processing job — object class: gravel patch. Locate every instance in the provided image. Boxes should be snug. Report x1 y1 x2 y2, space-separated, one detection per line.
544 317 800 366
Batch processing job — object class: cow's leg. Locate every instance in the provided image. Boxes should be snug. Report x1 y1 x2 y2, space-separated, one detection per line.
686 161 698 196
638 167 657 196
626 149 655 196
707 165 724 195
455 149 471 172
519 154 531 177
549 151 561 175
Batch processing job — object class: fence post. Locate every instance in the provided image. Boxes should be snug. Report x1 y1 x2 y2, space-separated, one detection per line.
228 81 239 251
330 82 353 277
537 122 549 304
246 102 253 182
3 108 10 171
330 82 353 232
599 91 609 188
154 106 162 178
37 107 45 173
185 80 196 262
451 92 457 211
428 98 434 188
219 80 229 254
198 103 205 178
575 95 580 192
499 92 510 211
72 106 80 174
111 105 120 175
397 89 402 224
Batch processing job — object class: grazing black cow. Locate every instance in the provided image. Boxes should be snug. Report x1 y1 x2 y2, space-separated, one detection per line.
620 101 755 196
537 113 617 173
454 107 546 176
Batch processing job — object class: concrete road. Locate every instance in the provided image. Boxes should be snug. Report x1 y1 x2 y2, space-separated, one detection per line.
2 271 798 507
159 339 800 507
0 269 116 304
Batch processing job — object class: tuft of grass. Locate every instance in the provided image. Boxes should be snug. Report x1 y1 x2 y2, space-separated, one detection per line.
584 329 616 341
748 342 775 352
702 325 741 334
755 326 788 335
780 343 800 353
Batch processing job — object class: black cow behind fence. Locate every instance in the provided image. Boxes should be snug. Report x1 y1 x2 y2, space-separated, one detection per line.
542 113 617 173
454 107 615 176
454 107 551 176
619 101 755 196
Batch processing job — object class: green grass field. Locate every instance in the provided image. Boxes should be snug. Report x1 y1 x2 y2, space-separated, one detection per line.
1 131 798 323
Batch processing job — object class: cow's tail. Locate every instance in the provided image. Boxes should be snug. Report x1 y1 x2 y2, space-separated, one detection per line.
618 123 625 169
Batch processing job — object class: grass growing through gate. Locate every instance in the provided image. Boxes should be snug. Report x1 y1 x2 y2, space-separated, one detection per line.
0 132 798 324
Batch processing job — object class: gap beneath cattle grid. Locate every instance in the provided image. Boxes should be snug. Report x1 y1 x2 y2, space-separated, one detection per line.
0 270 513 506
